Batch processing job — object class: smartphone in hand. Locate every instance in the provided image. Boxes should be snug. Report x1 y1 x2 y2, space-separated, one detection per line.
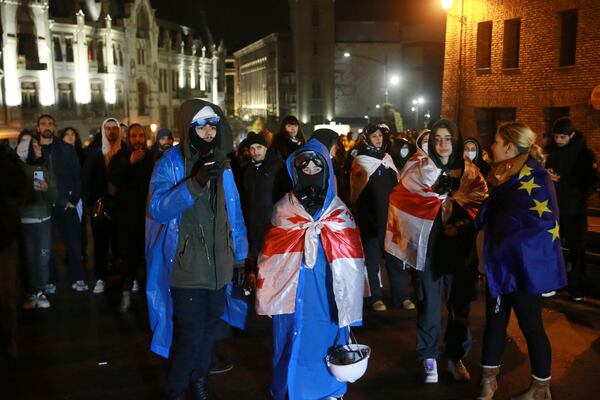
33 170 44 182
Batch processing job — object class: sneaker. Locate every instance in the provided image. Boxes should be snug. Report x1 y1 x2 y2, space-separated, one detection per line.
23 294 37 310
423 358 438 383
571 295 584 303
71 280 89 292
372 300 387 312
119 291 131 313
35 292 51 309
402 299 416 310
131 280 140 293
447 359 471 381
44 283 57 294
541 291 556 298
93 279 105 294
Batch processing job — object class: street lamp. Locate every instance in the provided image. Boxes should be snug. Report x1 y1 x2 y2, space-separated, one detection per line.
412 97 426 129
441 0 454 10
343 52 399 103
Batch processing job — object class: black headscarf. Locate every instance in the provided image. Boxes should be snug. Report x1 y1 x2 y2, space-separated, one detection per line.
428 119 463 195
359 123 390 159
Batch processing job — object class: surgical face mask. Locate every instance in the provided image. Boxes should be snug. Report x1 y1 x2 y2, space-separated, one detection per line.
400 147 409 158
466 150 477 161
421 142 428 154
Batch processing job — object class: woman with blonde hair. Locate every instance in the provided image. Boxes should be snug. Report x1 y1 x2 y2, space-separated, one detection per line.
475 122 566 400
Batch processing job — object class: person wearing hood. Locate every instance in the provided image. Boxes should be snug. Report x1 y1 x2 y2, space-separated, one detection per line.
152 128 174 161
390 136 417 172
146 100 247 400
16 130 58 309
255 139 366 400
272 115 306 160
545 117 599 302
83 118 123 294
385 119 488 384
464 137 492 178
107 123 155 312
350 123 414 312
241 132 284 261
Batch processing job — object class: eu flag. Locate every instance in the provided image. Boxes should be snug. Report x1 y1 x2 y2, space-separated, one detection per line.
476 158 567 297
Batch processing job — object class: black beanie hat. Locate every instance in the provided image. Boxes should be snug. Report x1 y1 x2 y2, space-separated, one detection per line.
245 132 267 148
551 117 574 135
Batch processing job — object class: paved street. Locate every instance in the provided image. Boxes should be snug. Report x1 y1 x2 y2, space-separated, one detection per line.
3 266 600 400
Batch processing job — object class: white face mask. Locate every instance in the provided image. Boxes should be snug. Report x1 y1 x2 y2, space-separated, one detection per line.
16 136 31 161
400 147 409 158
466 151 477 161
421 142 428 154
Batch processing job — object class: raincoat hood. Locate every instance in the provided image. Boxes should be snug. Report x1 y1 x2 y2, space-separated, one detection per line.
177 99 233 156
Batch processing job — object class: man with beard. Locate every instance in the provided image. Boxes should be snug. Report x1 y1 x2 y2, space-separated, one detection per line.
38 114 88 292
242 132 284 261
152 128 174 161
108 124 154 312
146 101 247 399
83 118 122 294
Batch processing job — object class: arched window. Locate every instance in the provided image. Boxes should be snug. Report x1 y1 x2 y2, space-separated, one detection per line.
136 7 150 39
17 6 39 65
138 81 148 115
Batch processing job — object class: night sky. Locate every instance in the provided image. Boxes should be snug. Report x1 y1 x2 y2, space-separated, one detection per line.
150 0 446 53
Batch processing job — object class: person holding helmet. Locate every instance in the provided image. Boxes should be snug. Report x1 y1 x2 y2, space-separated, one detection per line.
256 139 366 400
350 123 414 312
146 100 248 400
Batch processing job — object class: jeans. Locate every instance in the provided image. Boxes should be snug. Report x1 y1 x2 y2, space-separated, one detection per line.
482 291 551 379
21 220 52 291
561 214 587 297
363 236 410 304
49 207 84 282
412 261 473 360
167 286 226 396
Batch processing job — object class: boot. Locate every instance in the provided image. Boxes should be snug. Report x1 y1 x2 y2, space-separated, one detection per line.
119 291 131 313
477 367 499 400
511 377 551 400
192 377 210 400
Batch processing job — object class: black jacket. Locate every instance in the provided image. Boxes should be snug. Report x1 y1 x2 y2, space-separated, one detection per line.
0 143 27 249
546 132 599 216
82 144 108 208
42 139 82 208
242 150 284 256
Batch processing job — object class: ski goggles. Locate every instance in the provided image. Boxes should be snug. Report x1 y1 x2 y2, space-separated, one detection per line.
293 151 325 170
190 115 220 128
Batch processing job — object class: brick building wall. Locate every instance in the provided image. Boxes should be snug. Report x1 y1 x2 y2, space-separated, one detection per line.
441 0 600 156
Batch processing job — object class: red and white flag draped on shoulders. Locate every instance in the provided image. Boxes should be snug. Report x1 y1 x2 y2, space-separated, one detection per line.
255 192 367 327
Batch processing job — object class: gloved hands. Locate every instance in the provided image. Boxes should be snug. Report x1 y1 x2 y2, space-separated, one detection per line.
191 159 219 187
233 262 246 287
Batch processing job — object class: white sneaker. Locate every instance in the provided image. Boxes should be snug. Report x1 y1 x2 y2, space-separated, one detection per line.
402 299 416 310
423 358 438 383
35 292 51 308
23 294 37 310
541 291 556 298
372 300 387 312
71 280 89 292
93 279 105 294
44 283 57 294
131 280 140 293
448 359 471 381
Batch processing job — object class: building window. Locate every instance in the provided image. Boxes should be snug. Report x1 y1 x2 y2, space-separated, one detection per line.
58 83 74 109
474 107 516 147
88 40 95 61
559 9 578 66
118 46 124 66
112 44 118 66
312 7 319 27
97 42 106 72
21 82 38 108
65 38 74 62
138 81 149 115
137 47 146 65
312 81 322 99
90 83 103 106
17 7 39 65
53 37 63 62
544 107 570 133
503 18 521 69
476 21 492 69
313 41 319 56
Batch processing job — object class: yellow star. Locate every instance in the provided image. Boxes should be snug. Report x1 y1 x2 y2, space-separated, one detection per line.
518 177 540 195
529 199 552 218
519 164 533 179
548 220 560 242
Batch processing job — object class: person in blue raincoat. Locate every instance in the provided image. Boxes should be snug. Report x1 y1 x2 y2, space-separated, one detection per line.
145 99 247 400
256 139 366 400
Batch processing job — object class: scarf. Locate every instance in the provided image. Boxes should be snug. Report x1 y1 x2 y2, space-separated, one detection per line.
255 193 366 327
101 118 121 167
349 153 399 203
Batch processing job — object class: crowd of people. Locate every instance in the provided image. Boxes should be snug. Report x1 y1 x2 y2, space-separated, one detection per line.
0 99 598 400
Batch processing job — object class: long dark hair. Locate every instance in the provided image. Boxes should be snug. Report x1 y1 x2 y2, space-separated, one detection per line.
428 119 463 170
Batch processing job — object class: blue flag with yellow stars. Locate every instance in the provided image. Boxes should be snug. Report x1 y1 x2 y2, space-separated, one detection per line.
476 157 567 297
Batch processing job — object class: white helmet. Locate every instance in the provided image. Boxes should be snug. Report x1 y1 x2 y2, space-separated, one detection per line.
326 343 371 383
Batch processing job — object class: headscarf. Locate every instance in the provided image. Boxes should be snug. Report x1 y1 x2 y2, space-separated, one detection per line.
101 117 121 166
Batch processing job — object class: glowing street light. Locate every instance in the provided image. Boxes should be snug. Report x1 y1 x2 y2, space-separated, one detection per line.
375 104 381 109
150 123 158 134
389 75 401 86
412 97 426 128
343 52 351 58
441 0 454 10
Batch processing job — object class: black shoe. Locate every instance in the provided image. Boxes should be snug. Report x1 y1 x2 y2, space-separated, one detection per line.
210 354 234 375
191 377 210 400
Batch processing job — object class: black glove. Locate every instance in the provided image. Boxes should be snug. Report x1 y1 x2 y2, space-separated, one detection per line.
233 263 246 287
191 160 219 187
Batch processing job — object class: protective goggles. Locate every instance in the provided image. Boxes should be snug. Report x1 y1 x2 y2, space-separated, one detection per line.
293 151 324 170
190 115 220 128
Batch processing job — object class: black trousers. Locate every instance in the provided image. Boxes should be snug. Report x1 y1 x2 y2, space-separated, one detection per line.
90 216 113 280
49 207 84 283
167 286 226 396
412 262 472 361
363 236 410 305
482 290 551 379
0 241 19 361
560 214 587 297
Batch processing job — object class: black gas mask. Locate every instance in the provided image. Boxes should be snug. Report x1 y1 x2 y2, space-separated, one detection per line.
292 150 328 216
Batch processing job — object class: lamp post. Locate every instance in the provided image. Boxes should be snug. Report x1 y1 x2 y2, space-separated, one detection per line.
343 52 399 104
412 97 425 129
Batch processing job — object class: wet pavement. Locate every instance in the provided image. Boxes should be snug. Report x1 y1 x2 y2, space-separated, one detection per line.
4 266 600 400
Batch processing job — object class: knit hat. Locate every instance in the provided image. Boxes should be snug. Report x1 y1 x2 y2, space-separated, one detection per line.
245 132 267 148
156 128 173 141
190 105 220 128
551 117 574 135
